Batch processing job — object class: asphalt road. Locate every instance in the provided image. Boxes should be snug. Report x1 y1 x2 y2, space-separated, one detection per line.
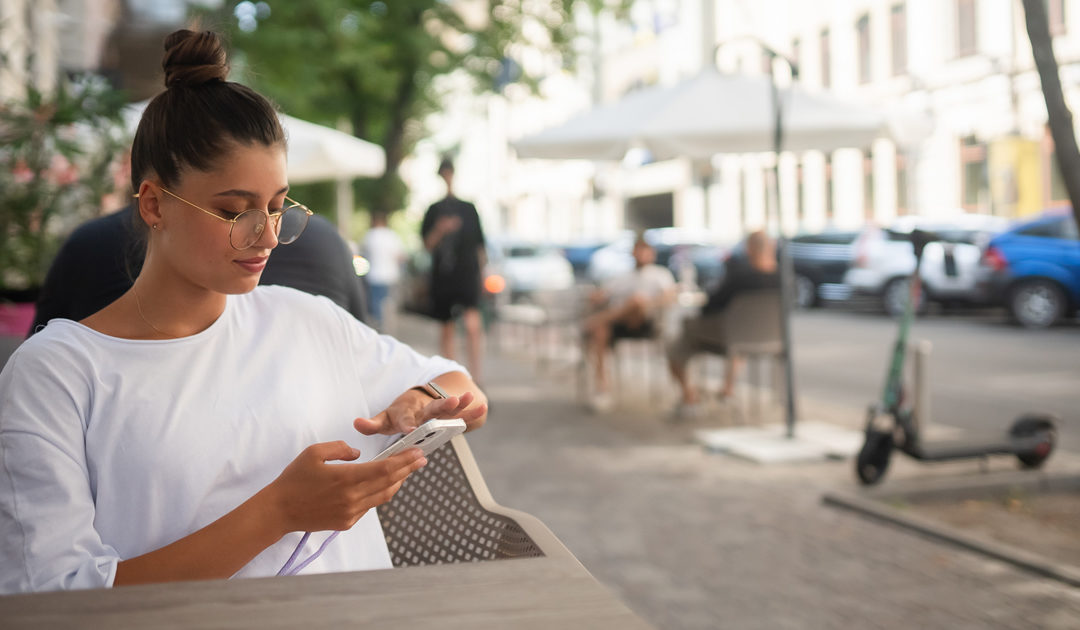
791 307 1080 452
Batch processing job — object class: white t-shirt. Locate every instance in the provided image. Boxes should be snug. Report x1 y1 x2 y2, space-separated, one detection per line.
361 226 404 285
603 264 676 310
0 285 464 593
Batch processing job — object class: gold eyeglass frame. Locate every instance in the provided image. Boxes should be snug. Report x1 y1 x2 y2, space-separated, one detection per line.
134 185 314 250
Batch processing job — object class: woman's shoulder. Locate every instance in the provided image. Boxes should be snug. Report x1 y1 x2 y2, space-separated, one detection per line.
1 321 97 384
243 285 359 328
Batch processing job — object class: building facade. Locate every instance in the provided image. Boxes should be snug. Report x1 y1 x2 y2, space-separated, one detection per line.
417 0 1080 245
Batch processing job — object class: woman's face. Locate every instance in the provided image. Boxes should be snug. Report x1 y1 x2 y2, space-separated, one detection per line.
153 142 288 295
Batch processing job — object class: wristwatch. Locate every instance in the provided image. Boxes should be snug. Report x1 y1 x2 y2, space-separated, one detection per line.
411 381 449 400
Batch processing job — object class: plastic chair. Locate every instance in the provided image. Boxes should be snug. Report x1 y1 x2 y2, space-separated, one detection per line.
377 435 579 566
696 289 785 422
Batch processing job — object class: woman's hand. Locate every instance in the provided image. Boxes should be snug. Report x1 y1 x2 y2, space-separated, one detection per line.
353 390 486 436
262 441 426 536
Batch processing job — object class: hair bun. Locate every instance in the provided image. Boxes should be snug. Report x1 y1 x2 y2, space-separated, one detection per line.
162 29 229 88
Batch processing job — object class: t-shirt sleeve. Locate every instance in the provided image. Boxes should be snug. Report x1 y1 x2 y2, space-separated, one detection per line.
0 345 119 592
420 205 437 239
318 295 468 419
470 203 485 248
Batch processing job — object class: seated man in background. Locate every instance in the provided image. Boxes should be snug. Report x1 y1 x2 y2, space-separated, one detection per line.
666 230 780 418
31 203 370 334
583 236 676 410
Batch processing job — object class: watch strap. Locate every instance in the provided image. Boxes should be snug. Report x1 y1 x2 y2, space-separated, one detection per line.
412 381 449 400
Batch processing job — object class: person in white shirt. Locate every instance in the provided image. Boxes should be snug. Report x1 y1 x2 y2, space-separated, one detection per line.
361 212 405 330
0 29 487 593
582 236 676 409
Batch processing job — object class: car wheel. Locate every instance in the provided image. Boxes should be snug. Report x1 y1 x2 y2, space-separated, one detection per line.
793 275 817 309
882 278 925 317
1009 279 1065 329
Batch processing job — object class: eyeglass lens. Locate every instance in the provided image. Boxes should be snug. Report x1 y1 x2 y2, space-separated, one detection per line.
231 206 310 249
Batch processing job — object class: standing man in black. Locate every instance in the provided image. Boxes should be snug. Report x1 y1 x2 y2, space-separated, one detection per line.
420 158 486 383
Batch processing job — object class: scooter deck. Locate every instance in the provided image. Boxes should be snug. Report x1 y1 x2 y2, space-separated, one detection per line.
905 433 1049 461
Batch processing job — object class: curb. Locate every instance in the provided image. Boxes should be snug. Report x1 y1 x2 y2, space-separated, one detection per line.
822 472 1080 588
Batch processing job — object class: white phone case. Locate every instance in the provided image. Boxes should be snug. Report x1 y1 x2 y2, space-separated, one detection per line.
371 418 466 461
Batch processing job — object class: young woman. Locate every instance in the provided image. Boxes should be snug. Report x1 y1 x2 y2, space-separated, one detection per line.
0 29 487 593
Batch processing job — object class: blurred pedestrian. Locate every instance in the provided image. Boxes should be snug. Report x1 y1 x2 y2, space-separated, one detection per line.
420 157 487 383
584 236 676 411
0 29 487 593
666 230 780 418
361 212 404 330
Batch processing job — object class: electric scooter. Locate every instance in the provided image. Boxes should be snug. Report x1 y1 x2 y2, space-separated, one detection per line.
855 229 1057 485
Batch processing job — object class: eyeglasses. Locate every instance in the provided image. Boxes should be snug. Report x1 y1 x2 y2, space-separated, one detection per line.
139 186 313 250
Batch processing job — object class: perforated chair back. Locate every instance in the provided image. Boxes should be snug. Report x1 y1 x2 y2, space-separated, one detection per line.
377 435 577 567
722 289 783 356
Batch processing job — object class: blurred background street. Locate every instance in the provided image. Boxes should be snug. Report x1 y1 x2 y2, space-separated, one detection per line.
394 311 1080 630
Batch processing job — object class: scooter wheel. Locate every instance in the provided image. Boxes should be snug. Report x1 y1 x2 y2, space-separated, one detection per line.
1010 414 1057 469
856 429 894 485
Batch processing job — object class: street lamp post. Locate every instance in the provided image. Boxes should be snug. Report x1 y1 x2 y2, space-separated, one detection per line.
763 47 801 439
716 37 802 438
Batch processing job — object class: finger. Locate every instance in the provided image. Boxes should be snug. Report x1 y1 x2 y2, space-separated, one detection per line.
309 440 362 463
345 448 427 487
460 403 487 422
354 412 390 435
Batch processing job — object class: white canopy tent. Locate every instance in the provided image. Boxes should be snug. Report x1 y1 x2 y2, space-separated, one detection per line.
512 69 889 160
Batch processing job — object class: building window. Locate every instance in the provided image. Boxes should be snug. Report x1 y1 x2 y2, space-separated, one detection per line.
960 135 988 211
956 0 977 57
1047 0 1066 35
820 28 831 88
1043 127 1070 206
857 15 871 84
796 161 805 227
825 154 834 222
863 153 875 220
891 3 907 76
896 154 908 216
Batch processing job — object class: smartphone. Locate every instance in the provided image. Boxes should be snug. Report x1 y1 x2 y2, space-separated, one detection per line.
371 418 466 461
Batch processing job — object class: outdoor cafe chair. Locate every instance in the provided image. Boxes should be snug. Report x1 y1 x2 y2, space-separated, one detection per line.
377 434 578 566
694 289 786 423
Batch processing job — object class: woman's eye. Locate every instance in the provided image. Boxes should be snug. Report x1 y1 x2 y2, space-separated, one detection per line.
217 209 241 220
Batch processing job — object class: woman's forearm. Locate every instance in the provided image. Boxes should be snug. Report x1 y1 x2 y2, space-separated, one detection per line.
113 487 284 586
432 371 488 431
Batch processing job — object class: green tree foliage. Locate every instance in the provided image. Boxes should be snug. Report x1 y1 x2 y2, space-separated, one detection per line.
197 0 626 216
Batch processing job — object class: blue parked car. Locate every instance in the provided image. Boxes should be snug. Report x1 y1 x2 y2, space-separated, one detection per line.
976 209 1080 328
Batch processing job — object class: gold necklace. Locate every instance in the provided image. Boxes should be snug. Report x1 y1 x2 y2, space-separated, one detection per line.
132 285 177 338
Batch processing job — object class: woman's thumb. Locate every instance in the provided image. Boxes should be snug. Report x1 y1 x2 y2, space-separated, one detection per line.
313 440 361 462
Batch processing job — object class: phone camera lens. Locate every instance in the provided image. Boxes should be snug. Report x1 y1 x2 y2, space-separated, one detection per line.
425 432 437 438
415 438 427 445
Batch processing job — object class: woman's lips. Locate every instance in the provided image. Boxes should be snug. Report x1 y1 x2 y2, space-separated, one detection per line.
234 256 268 273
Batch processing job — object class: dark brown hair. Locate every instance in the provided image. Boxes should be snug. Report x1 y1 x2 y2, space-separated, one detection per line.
129 29 285 193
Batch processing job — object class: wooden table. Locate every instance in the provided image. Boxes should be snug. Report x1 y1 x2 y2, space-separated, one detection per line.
0 557 653 629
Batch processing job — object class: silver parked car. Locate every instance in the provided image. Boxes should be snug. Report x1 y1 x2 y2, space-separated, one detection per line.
843 213 1008 315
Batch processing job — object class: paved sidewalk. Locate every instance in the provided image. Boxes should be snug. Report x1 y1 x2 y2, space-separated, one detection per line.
394 314 1080 630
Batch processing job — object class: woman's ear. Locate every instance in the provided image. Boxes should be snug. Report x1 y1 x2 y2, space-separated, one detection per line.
136 181 164 230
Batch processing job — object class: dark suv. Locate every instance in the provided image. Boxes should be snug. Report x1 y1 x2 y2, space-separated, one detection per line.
787 231 860 308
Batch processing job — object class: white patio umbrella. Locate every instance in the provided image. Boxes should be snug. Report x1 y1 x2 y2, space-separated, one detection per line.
122 103 386 183
513 69 895 440
512 69 888 160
